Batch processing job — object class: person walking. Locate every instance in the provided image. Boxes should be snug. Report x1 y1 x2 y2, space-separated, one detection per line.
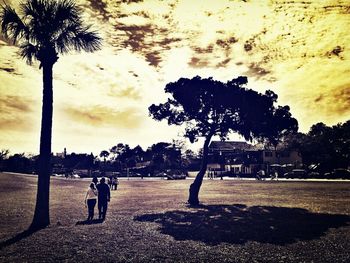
84 183 98 221
96 177 111 220
92 176 98 186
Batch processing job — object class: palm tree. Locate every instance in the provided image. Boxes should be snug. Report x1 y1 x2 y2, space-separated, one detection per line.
0 0 101 230
100 150 110 164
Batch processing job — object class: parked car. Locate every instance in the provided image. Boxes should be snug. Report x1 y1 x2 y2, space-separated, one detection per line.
307 171 321 178
166 170 187 180
154 172 168 178
324 169 350 179
283 169 307 179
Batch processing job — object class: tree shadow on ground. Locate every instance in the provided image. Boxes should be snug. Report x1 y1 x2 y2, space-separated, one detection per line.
135 204 350 245
0 228 38 250
76 219 104 225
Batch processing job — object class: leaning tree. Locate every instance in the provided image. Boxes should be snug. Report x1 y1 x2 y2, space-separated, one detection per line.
0 0 101 229
149 76 298 205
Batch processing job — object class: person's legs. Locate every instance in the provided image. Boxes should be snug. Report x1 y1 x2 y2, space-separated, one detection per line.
87 199 96 220
102 201 108 220
98 200 103 219
91 199 96 220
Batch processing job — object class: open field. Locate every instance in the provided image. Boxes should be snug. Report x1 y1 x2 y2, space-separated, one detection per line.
0 172 349 262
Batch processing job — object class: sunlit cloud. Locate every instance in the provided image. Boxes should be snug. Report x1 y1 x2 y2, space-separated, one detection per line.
0 0 349 154
64 105 144 129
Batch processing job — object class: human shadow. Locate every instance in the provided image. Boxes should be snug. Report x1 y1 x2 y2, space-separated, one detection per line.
76 218 104 225
135 204 350 245
0 227 38 250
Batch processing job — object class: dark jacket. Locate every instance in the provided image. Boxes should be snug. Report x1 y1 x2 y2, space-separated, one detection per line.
97 182 110 202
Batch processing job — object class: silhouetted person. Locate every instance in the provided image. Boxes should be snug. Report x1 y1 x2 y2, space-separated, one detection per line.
92 176 98 185
97 177 110 220
111 177 118 190
85 183 98 221
108 176 113 189
115 177 119 190
256 169 265 180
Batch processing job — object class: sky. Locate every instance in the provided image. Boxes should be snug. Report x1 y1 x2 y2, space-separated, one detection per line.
0 0 349 155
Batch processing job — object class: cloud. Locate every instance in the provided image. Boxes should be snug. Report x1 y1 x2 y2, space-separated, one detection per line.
64 105 144 129
0 95 33 112
320 84 350 116
113 87 142 100
86 0 111 21
244 62 273 81
0 95 35 131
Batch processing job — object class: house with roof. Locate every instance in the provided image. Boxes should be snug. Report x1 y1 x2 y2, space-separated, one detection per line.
207 141 302 176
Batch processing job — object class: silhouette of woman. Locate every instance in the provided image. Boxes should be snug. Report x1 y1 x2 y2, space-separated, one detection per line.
85 183 98 221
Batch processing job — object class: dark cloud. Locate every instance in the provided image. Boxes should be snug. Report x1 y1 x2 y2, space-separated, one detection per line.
145 51 161 67
331 85 350 114
311 85 350 116
128 71 139 78
87 0 111 21
193 45 214 54
314 94 323 103
116 24 154 52
0 96 34 131
0 96 33 113
115 23 181 67
244 62 273 81
323 5 350 14
120 0 144 3
216 58 231 68
81 1 184 67
65 105 143 129
326 46 344 59
0 67 15 73
188 57 209 68
216 37 238 50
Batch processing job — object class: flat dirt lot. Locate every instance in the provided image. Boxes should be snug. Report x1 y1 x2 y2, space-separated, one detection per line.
0 172 349 262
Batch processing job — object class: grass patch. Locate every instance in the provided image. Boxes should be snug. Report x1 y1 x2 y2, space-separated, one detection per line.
0 173 350 262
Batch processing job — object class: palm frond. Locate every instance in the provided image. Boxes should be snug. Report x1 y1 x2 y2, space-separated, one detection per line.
56 24 101 54
55 22 78 53
2 0 102 64
0 4 28 44
72 25 102 52
53 0 80 26
21 0 54 44
19 42 38 64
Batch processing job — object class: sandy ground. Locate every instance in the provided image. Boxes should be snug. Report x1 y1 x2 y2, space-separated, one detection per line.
0 172 349 262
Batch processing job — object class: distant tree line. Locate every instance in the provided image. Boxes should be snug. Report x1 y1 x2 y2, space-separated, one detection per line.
1 121 349 177
284 121 350 173
0 142 202 176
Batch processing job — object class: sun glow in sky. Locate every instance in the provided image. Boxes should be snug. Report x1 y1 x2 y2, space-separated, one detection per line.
0 0 349 155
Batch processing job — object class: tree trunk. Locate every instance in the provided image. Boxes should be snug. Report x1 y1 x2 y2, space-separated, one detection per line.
30 63 53 230
188 133 213 206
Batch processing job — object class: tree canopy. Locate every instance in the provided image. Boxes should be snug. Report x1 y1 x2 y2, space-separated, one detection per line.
149 76 298 144
285 120 350 172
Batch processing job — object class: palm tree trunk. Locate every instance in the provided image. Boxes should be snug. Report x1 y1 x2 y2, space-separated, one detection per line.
188 133 213 206
31 64 53 230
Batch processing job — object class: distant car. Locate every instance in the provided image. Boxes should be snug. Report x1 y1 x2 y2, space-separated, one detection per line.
307 171 321 178
154 172 168 178
129 171 141 177
325 169 350 179
283 169 307 179
167 171 187 180
72 174 80 178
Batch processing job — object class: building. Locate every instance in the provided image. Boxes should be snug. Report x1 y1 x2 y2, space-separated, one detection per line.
207 141 302 176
